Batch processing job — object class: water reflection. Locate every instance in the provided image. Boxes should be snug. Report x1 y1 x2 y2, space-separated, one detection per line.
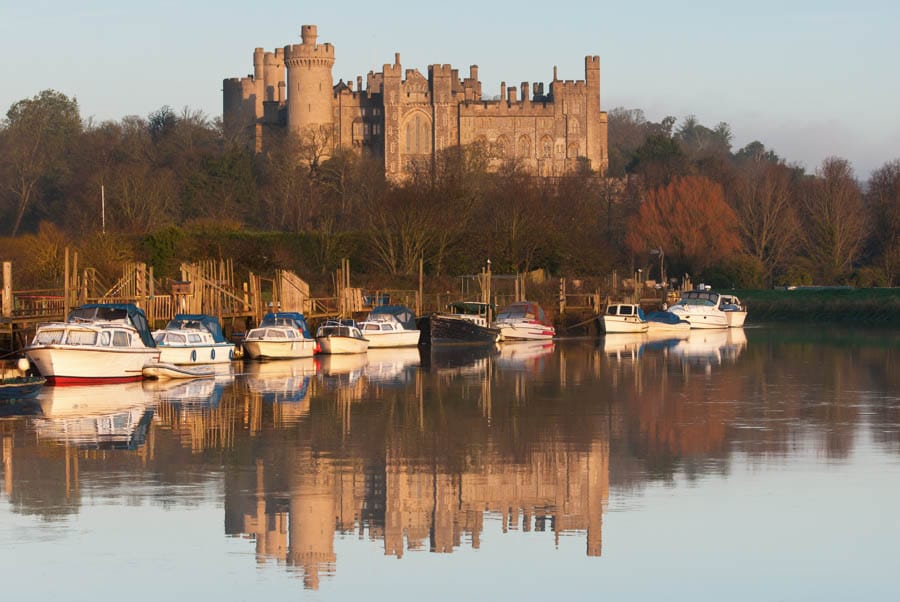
36 382 156 450
0 325 898 595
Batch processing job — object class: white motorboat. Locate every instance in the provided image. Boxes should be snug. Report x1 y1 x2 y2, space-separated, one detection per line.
242 312 317 360
315 320 369 354
492 301 555 341
718 293 748 327
357 305 420 347
667 287 747 329
152 314 235 365
601 303 649 333
645 310 691 334
25 303 160 385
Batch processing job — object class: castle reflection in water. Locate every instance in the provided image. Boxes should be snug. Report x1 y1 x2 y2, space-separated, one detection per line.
3 327 897 590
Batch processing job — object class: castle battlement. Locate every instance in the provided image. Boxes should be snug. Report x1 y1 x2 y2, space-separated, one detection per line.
223 24 608 178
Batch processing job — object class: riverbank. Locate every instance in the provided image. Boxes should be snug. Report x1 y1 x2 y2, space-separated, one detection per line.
735 288 900 324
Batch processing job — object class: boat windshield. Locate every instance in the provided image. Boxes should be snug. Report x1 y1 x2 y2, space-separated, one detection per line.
678 291 719 306
497 303 540 321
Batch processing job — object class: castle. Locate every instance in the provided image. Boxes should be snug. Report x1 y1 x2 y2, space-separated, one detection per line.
223 25 608 179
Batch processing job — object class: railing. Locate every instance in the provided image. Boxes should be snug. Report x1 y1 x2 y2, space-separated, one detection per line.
11 291 66 319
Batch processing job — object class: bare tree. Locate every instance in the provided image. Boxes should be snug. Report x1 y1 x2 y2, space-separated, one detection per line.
799 157 867 283
866 159 900 285
731 161 799 285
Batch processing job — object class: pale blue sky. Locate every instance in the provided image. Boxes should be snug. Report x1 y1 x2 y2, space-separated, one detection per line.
2 0 898 178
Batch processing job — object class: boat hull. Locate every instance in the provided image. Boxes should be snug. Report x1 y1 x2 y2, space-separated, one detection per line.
725 311 748 328
142 362 216 380
363 330 421 348
601 316 649 333
243 338 316 360
418 315 501 345
497 323 555 341
317 336 369 355
0 377 46 399
668 309 729 329
156 343 235 365
25 346 160 384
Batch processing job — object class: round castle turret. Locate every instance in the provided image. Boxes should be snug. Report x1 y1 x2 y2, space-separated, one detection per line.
284 25 335 139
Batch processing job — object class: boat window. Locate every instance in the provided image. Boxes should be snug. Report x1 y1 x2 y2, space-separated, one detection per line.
606 306 618 316
34 329 65 345
112 331 131 347
286 330 297 339
380 323 392 331
188 334 202 343
268 329 286 339
362 323 379 331
169 333 187 344
66 329 98 346
100 331 111 346
620 306 633 315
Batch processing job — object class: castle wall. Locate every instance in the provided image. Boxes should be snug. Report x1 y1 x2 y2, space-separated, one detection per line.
223 25 608 177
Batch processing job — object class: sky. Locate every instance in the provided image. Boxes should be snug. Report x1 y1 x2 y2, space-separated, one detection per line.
2 0 898 180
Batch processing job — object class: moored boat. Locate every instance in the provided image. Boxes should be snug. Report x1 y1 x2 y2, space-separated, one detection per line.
141 362 216 380
25 303 160 385
152 314 235 364
357 305 420 347
492 301 555 341
315 320 369 354
418 302 501 346
667 287 745 329
242 312 317 360
601 303 649 333
0 358 45 399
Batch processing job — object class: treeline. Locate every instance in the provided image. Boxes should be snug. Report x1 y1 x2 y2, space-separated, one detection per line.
1 90 898 291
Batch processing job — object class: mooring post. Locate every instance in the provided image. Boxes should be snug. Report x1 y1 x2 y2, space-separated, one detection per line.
63 247 71 317
2 262 12 318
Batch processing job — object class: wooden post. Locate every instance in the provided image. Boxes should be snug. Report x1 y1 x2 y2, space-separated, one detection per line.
2 262 12 318
63 247 71 316
559 278 566 315
486 259 492 324
148 266 155 325
417 257 423 316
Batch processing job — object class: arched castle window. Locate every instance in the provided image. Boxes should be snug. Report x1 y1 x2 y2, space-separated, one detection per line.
404 113 432 155
518 135 532 158
568 143 580 158
495 135 510 158
541 136 553 159
569 118 580 134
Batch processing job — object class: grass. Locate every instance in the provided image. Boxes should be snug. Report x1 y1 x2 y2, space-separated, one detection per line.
731 288 900 324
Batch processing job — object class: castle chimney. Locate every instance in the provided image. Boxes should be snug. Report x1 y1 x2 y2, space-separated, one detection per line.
521 82 529 101
470 65 479 81
508 86 517 103
553 66 558 81
500 81 506 102
395 52 401 66
357 75 363 91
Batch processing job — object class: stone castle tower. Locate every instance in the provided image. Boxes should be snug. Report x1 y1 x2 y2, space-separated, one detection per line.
224 25 608 178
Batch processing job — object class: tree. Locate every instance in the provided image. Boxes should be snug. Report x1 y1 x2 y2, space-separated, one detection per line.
730 161 800 285
1 90 82 236
626 176 741 277
626 132 690 189
798 157 867 283
865 159 900 285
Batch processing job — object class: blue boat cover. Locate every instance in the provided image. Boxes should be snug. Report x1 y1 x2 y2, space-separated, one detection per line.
646 310 684 324
368 305 417 330
67 303 156 348
260 312 312 338
168 314 228 343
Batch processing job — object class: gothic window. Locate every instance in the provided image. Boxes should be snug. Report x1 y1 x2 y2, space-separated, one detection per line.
404 113 432 155
569 118 580 134
518 135 532 158
541 136 553 158
495 135 510 158
568 143 580 158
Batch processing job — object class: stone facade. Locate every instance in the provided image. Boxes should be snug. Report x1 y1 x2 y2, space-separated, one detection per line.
223 25 608 178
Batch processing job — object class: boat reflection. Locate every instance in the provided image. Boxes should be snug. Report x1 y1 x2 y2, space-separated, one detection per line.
601 332 646 362
0 398 43 418
242 357 316 403
144 377 224 408
670 328 747 368
421 343 499 374
364 347 420 385
34 382 156 449
496 340 555 371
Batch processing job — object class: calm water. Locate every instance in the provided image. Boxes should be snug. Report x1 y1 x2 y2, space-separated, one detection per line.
1 326 898 601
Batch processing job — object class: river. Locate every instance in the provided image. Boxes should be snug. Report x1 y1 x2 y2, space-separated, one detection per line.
1 325 898 601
